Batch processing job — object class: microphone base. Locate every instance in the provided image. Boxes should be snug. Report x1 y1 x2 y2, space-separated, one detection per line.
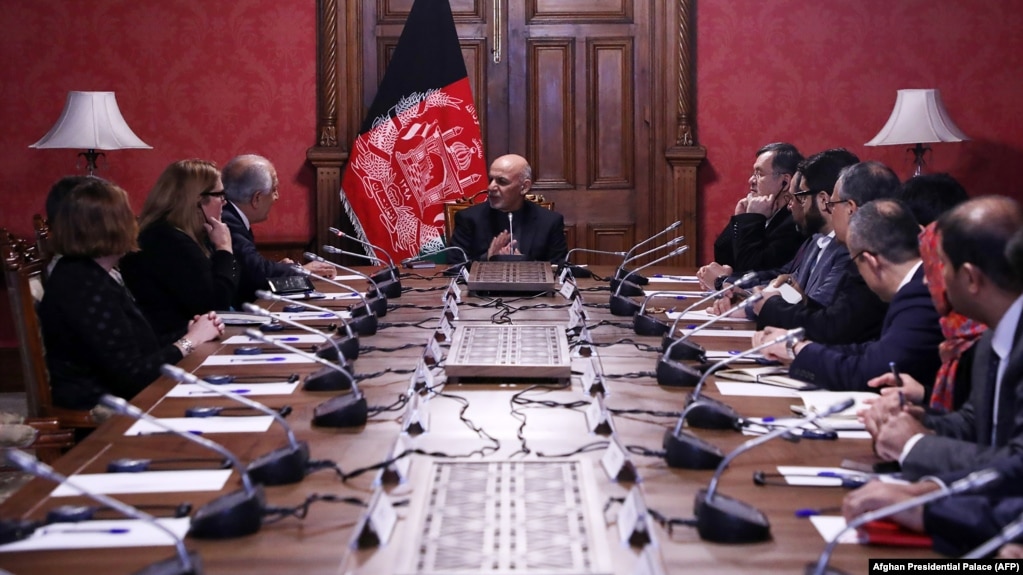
313 394 369 428
634 313 670 337
561 264 592 278
694 489 770 543
132 551 204 575
247 441 310 486
609 293 642 317
303 365 355 391
369 279 402 299
615 269 649 285
369 266 400 285
315 335 359 361
348 312 378 336
656 358 702 387
0 518 38 544
188 486 265 539
684 394 741 430
663 429 724 469
610 277 645 297
661 335 706 361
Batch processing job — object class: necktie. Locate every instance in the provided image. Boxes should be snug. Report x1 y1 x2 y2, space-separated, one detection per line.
989 347 1003 445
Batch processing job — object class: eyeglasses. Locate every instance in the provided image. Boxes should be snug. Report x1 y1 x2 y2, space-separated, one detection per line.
791 189 817 203
751 170 782 180
850 250 874 264
823 198 851 213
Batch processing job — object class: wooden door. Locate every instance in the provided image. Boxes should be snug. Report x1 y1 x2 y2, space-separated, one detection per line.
309 0 703 267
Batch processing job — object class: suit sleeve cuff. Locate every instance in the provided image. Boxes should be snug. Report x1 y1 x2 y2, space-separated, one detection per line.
898 433 926 465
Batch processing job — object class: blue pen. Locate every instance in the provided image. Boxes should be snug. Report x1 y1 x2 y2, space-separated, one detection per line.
794 506 841 518
228 356 287 363
188 389 251 395
42 527 131 535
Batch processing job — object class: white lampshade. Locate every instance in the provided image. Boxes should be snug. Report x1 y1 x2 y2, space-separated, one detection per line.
30 91 151 151
865 89 969 147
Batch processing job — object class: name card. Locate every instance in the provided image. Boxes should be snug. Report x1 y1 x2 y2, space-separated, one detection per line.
444 295 459 320
617 486 652 548
585 394 613 435
633 547 667 575
460 266 470 282
559 278 578 301
437 314 454 342
350 490 397 549
408 359 435 395
580 357 607 395
601 435 638 483
401 393 429 435
558 265 571 284
376 434 412 486
424 336 443 365
444 278 463 304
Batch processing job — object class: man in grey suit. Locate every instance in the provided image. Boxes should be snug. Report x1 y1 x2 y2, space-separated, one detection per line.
863 195 1023 480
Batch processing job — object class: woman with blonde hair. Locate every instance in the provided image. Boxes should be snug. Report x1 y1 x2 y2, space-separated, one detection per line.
121 159 239 339
39 178 223 410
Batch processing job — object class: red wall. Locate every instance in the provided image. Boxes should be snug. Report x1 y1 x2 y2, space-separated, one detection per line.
2 0 1022 262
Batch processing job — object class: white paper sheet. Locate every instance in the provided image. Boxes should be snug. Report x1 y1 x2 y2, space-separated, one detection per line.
282 291 362 301
704 350 766 361
680 328 756 338
201 353 314 366
809 516 860 544
641 290 709 298
742 417 871 439
223 334 328 345
165 382 300 397
667 309 750 323
0 518 191 552
124 416 275 436
714 381 801 398
51 470 232 497
775 465 862 486
272 311 351 321
648 274 700 283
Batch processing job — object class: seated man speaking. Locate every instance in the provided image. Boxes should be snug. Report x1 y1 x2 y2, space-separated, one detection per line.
450 154 567 263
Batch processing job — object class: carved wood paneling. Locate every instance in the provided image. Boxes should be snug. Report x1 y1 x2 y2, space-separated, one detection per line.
379 0 485 23
527 39 574 190
586 224 634 265
587 38 633 190
528 0 633 23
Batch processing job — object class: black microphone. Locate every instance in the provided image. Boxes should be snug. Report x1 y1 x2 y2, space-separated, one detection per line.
560 248 628 278
252 291 359 362
614 220 683 286
4 449 204 575
808 469 1000 575
611 235 687 296
401 245 470 276
681 327 804 429
298 261 389 317
656 293 763 387
659 271 759 360
161 364 309 487
244 329 368 428
290 267 380 334
693 398 855 544
609 244 689 316
242 326 355 394
963 505 1023 559
307 251 401 299
99 395 264 539
327 226 399 284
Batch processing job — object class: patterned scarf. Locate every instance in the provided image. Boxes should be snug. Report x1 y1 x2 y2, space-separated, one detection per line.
920 223 988 412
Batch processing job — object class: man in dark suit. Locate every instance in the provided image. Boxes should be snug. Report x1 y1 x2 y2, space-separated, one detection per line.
221 154 337 305
450 154 567 263
697 142 804 281
757 199 943 392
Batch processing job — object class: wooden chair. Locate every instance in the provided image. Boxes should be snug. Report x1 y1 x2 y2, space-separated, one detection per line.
2 230 96 455
442 193 555 243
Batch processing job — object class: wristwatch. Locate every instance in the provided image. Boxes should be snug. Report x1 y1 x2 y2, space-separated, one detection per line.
176 337 196 356
713 274 729 291
785 339 797 360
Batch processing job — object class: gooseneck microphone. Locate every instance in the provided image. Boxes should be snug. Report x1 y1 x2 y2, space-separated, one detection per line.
808 469 1000 575
402 245 471 276
611 235 687 296
656 293 763 387
161 364 309 487
291 267 381 334
680 327 804 429
659 271 759 360
252 291 358 361
99 395 264 539
692 398 855 544
306 251 401 299
240 326 355 393
244 329 368 428
609 244 689 316
5 449 203 575
614 220 682 285
560 248 628 279
327 226 399 284
964 506 1023 559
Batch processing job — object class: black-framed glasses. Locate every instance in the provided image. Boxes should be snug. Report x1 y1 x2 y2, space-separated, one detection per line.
791 189 818 202
850 250 874 264
823 198 851 213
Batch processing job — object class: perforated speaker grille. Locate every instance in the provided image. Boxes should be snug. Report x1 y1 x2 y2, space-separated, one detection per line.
467 261 555 292
408 461 611 575
444 324 571 380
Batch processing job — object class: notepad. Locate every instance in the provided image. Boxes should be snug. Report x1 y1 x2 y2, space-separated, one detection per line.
0 518 191 552
164 382 300 397
715 366 814 390
201 353 314 366
51 470 232 496
124 416 275 436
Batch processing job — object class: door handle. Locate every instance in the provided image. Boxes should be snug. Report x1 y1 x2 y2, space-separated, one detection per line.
491 0 502 64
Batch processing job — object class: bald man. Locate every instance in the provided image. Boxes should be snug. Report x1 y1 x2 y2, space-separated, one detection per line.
450 154 567 263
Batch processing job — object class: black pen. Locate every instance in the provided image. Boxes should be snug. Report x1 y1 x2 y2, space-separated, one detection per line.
889 361 904 408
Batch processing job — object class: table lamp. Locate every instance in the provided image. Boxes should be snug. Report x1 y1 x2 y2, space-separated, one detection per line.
29 91 151 175
865 88 968 176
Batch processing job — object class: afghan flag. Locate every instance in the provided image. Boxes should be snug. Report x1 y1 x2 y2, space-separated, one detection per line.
340 0 487 261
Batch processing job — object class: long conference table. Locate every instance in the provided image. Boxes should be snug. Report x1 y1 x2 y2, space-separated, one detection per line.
0 266 943 575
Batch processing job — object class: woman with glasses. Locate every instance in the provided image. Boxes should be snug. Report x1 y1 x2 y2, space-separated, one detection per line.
121 159 239 340
40 178 224 410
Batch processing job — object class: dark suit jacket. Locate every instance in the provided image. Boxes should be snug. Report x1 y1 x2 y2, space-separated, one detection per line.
788 266 943 391
120 220 239 342
39 257 182 410
756 253 888 345
924 494 1023 556
712 207 804 273
222 202 296 305
902 315 1023 479
450 200 567 263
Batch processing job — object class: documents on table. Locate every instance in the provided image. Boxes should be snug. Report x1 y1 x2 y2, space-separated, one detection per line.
165 382 300 397
223 333 329 345
51 470 232 497
715 366 816 390
0 518 191 552
201 353 315 366
283 291 362 301
124 415 275 436
272 310 351 321
741 418 871 439
679 328 757 338
648 274 700 283
798 391 878 421
714 381 800 398
666 309 749 323
809 516 860 544
703 349 766 362
642 290 709 298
